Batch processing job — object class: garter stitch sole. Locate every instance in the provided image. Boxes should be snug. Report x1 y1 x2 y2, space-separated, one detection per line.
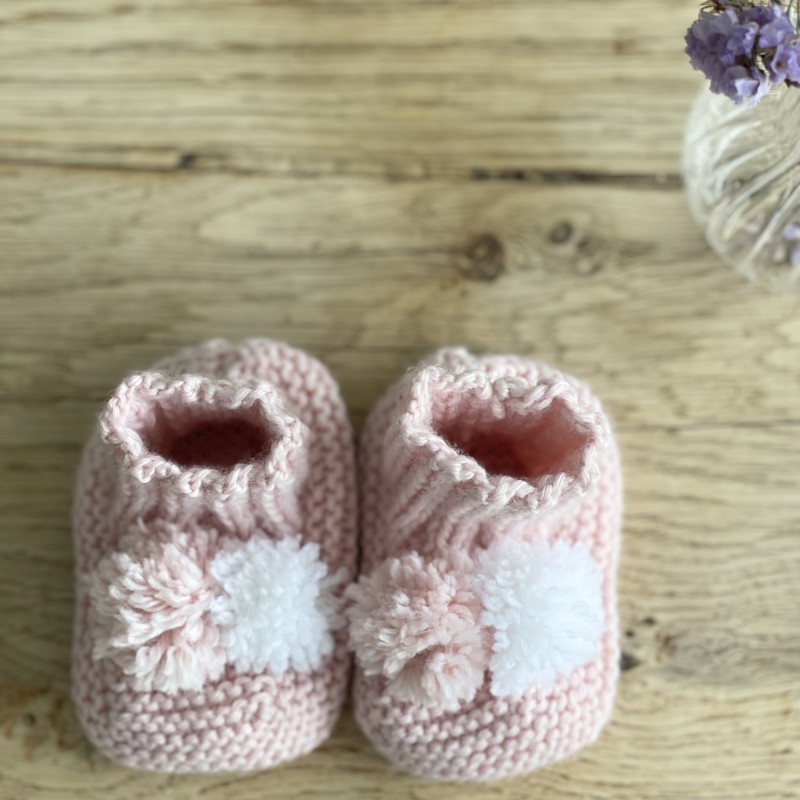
350 348 622 781
72 339 357 772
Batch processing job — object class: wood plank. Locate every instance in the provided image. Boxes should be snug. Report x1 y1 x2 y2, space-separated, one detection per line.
0 0 700 177
1 167 798 431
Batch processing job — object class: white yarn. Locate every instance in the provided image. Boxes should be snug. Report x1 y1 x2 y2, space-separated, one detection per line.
476 537 604 697
210 534 344 675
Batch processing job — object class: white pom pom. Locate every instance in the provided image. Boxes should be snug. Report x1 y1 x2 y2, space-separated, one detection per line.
210 534 344 676
476 537 604 698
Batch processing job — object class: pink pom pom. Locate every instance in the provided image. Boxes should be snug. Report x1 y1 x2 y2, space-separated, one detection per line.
86 521 226 694
345 552 490 711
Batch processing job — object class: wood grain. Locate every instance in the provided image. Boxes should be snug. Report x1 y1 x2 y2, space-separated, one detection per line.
0 0 799 798
0 0 694 177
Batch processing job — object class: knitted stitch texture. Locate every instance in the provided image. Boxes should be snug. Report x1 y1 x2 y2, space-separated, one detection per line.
350 348 621 781
72 339 357 772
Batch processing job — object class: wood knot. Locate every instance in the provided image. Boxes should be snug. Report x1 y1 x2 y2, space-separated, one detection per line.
460 234 506 281
620 652 641 672
548 220 574 244
176 152 198 170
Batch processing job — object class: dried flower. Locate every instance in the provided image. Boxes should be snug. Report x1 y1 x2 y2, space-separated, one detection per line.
768 41 800 81
782 222 800 266
686 2 800 105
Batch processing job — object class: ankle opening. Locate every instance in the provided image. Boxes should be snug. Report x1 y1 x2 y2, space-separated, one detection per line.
430 389 595 485
138 401 273 470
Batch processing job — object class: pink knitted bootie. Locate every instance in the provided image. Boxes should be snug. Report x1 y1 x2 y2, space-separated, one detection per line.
72 339 357 772
346 348 621 781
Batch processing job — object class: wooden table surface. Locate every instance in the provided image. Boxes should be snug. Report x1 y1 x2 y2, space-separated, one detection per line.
1 1 799 798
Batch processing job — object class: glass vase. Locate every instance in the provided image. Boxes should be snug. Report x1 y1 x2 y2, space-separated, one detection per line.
683 85 800 292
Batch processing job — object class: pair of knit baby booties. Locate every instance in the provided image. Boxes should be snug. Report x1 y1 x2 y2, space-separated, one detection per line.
72 338 621 782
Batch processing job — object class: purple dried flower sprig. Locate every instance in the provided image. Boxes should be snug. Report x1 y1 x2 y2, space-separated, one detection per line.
782 222 800 266
686 1 800 105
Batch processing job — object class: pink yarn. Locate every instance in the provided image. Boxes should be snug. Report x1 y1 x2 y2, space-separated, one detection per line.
352 348 622 782
86 521 225 694
345 552 489 711
72 339 358 773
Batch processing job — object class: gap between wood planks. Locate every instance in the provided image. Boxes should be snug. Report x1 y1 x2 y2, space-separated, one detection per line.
0 154 683 188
